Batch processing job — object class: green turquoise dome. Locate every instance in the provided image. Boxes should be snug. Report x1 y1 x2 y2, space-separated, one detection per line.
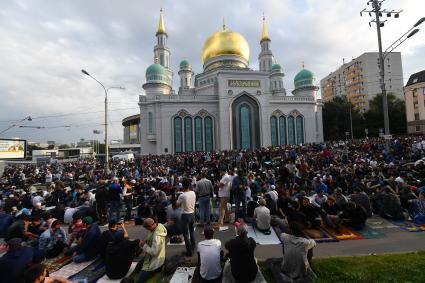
271 63 281 72
145 63 170 85
146 63 166 76
294 68 315 89
180 59 190 69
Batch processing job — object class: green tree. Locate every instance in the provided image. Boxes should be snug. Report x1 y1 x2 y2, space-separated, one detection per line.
322 96 364 140
58 144 70 149
363 93 406 136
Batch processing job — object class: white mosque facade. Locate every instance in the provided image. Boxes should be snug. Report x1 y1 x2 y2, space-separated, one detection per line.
139 9 323 155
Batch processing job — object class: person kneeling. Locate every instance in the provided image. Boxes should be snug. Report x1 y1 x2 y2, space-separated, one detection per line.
223 223 259 283
253 199 271 235
197 226 222 282
136 218 167 283
270 221 317 283
38 219 68 258
105 230 140 279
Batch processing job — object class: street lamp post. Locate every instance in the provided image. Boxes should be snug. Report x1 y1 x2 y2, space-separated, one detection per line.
361 1 423 151
0 116 32 136
81 69 124 175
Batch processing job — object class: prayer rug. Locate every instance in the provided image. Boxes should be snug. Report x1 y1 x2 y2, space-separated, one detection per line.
50 259 95 279
385 219 425 232
45 255 73 273
68 257 106 283
303 227 338 243
170 267 196 283
366 218 398 229
247 225 281 245
356 225 386 239
322 225 365 240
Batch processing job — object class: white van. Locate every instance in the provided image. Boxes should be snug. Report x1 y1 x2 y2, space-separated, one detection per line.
112 153 134 161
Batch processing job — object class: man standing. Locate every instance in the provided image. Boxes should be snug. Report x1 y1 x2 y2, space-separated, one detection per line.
107 177 122 222
218 169 231 226
232 171 247 220
177 178 196 257
137 218 167 283
196 173 214 226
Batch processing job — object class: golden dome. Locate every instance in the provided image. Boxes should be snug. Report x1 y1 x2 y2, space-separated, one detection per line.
202 28 250 64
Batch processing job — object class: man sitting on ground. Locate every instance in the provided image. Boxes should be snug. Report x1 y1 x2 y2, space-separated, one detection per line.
24 263 71 283
136 218 167 283
0 238 38 283
100 220 129 259
339 202 368 230
197 226 222 282
38 219 68 258
65 216 101 263
349 188 372 217
269 221 317 283
105 230 140 280
223 223 258 283
164 200 183 243
253 198 271 235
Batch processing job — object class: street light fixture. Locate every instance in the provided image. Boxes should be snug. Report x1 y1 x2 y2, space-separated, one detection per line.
0 116 32 135
81 69 125 175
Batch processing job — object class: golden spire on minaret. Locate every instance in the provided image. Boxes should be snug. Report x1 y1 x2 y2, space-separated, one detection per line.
302 61 305 68
261 13 270 42
222 17 227 31
157 7 166 35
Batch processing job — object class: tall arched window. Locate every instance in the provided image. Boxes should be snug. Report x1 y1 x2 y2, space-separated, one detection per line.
239 105 252 149
296 115 304 144
184 117 193 152
279 116 287 145
174 117 183 153
204 116 213 152
270 116 278 146
194 116 203 151
288 116 295 145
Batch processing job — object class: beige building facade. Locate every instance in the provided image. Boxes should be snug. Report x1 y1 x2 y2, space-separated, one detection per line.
320 52 404 113
404 70 425 134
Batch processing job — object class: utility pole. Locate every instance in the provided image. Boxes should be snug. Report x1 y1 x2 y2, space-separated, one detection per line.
360 0 402 151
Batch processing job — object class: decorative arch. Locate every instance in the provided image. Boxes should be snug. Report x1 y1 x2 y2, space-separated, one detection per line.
231 94 260 150
296 114 305 144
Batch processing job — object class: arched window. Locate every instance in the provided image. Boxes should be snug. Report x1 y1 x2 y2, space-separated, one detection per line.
239 105 251 149
296 115 304 144
174 117 183 153
194 116 203 151
148 112 153 134
270 116 278 146
204 116 213 151
184 117 193 152
279 116 287 145
288 116 295 145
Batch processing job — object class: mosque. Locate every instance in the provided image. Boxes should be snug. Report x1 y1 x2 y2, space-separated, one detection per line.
138 9 323 155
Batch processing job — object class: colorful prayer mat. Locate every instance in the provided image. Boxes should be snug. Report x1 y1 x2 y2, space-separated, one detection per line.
356 225 386 239
322 225 365 240
303 227 338 243
45 255 73 273
386 219 425 232
50 258 95 279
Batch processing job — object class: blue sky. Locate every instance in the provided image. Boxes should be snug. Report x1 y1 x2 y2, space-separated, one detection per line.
0 0 424 143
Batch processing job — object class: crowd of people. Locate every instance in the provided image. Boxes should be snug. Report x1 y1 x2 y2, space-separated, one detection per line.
0 136 424 282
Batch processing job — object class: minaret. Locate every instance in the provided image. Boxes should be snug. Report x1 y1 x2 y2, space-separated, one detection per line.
154 8 173 83
258 14 274 72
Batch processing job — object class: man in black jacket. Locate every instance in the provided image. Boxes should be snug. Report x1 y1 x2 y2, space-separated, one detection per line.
223 223 258 282
105 231 140 279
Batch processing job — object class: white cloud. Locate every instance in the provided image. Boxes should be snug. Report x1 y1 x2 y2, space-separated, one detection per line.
0 0 423 143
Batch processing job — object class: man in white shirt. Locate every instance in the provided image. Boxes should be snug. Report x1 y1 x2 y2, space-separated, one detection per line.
177 178 196 257
253 199 271 234
218 169 231 226
197 226 222 282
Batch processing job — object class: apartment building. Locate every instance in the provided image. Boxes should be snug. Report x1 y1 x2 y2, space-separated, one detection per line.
320 52 404 113
404 70 425 134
